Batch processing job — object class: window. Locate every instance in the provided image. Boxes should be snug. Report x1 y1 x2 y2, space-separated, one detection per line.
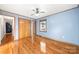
39 19 47 32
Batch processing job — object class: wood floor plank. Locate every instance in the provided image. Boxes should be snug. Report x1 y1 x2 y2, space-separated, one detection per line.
0 34 79 54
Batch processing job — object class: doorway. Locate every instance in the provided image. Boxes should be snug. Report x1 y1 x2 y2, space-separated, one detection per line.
1 16 15 44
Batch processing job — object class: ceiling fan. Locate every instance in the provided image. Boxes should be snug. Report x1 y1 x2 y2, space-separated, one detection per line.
31 8 45 16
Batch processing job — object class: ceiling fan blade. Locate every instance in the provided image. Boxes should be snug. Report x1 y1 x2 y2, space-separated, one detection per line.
32 9 35 11
40 11 45 13
31 14 34 16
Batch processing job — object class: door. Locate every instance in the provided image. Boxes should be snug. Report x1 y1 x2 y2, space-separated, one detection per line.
25 19 31 37
19 18 31 39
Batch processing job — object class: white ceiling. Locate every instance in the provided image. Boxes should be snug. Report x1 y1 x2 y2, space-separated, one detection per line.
4 16 14 25
0 4 77 19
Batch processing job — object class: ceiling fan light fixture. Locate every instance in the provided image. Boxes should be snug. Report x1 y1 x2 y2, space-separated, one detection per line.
31 8 45 17
35 13 39 16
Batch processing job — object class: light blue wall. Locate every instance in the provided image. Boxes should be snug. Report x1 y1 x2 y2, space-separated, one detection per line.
36 7 79 45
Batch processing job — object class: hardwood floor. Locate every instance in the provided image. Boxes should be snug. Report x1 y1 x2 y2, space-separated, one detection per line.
0 34 79 54
18 35 79 54
1 33 14 45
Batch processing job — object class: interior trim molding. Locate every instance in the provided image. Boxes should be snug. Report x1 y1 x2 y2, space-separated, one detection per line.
37 6 78 20
0 9 35 20
36 34 79 46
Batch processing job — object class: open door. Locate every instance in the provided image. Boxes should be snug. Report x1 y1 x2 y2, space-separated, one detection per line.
19 18 31 39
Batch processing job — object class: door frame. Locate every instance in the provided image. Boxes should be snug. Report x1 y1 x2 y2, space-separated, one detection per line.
3 15 16 40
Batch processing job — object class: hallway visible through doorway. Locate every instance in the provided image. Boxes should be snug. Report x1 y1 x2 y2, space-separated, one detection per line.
6 22 12 33
0 15 15 44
